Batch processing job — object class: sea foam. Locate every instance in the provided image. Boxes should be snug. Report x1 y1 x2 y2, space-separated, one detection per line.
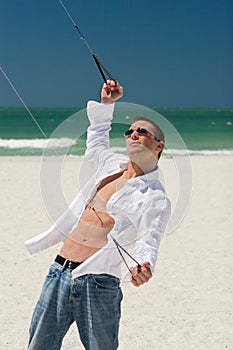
0 138 76 149
0 139 233 156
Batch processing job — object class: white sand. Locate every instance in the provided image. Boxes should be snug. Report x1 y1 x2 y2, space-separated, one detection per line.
0 155 233 350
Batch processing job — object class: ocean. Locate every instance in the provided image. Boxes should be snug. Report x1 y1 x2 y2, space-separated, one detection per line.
0 107 232 156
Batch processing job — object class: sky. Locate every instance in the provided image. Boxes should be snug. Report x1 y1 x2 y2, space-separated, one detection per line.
0 0 232 108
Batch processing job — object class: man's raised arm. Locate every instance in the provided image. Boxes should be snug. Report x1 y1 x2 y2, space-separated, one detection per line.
85 80 124 170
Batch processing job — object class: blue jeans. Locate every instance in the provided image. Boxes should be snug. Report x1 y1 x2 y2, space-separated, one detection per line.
28 262 123 350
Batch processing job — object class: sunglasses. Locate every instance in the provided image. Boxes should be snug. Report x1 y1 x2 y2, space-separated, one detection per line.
124 127 160 141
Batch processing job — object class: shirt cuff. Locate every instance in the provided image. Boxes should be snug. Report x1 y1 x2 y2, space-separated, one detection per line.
87 100 115 125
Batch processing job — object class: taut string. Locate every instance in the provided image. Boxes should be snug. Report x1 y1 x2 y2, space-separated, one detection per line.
0 65 47 139
58 0 117 84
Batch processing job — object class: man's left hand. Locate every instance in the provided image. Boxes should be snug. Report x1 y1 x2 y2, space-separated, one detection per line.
130 262 152 287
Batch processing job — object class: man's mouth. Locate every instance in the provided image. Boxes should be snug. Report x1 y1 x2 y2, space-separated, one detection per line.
129 141 141 146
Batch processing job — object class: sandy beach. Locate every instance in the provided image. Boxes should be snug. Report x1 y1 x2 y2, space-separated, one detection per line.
1 155 233 350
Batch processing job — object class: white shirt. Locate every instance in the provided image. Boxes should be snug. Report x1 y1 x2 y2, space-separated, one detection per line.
25 101 171 281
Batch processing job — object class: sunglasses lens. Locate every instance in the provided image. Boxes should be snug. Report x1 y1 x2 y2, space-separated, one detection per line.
124 128 149 137
137 128 147 134
124 129 133 137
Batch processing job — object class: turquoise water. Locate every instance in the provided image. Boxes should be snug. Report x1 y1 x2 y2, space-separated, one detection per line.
0 107 232 156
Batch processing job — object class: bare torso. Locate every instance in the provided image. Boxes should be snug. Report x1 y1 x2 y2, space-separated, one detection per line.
59 171 128 262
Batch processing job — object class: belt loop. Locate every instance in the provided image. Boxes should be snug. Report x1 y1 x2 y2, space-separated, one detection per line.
61 259 68 272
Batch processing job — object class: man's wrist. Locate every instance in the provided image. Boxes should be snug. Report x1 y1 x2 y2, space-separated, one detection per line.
101 101 113 105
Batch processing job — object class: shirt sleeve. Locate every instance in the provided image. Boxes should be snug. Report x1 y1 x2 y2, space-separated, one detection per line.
132 194 171 273
85 100 116 170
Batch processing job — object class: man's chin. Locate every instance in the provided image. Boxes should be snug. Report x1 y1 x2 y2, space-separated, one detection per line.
127 148 144 156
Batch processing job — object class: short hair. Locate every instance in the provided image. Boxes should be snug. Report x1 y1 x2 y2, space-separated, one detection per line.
131 116 165 142
131 116 165 159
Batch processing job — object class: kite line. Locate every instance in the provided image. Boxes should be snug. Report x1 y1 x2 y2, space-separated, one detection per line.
58 0 117 84
0 65 47 139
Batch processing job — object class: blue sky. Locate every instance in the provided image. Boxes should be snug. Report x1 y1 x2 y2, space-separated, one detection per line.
0 0 232 107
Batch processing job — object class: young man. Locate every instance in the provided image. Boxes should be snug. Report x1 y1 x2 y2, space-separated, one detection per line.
26 81 171 350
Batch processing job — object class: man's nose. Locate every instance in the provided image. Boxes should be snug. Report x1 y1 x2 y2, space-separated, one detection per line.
131 130 139 139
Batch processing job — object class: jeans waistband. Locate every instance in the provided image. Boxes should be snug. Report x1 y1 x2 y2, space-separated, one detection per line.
55 255 82 271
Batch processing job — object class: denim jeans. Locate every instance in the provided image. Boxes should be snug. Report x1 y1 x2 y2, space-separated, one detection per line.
28 262 123 350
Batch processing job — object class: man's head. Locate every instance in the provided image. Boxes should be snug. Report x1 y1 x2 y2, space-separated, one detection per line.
125 117 165 164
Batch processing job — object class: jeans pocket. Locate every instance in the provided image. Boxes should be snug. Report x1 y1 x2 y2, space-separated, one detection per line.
91 274 120 290
46 262 61 279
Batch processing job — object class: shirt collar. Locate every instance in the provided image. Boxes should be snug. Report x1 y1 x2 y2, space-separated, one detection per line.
127 166 159 191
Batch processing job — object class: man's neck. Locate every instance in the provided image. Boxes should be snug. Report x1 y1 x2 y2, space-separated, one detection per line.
124 160 158 179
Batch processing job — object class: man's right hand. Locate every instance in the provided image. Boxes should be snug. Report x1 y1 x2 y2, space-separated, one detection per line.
101 80 123 104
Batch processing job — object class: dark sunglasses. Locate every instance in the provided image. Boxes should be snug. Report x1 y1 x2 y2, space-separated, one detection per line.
124 127 160 141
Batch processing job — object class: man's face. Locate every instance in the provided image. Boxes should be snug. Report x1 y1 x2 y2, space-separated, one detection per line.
125 120 161 159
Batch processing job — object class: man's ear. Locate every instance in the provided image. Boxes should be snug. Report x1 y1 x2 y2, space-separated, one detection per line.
156 141 164 153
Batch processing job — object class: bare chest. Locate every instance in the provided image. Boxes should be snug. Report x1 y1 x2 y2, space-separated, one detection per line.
90 175 126 210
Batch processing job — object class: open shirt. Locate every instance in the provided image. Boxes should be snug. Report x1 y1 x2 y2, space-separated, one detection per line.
25 101 171 282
